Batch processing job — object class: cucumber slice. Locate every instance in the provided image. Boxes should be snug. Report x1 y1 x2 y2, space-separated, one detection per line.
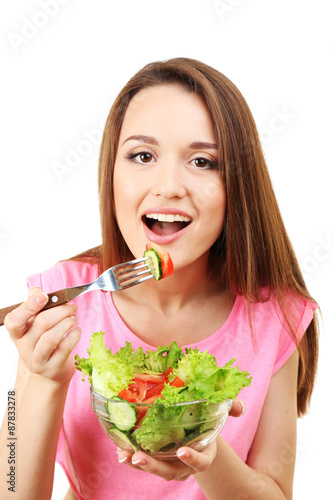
182 429 212 447
144 248 162 280
107 397 137 431
109 428 138 452
180 428 201 445
158 442 178 452
180 404 201 430
199 402 221 432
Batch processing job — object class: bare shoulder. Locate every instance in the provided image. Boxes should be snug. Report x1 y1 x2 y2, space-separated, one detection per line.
246 349 299 498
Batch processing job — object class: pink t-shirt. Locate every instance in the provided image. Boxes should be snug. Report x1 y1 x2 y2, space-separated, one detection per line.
27 261 317 500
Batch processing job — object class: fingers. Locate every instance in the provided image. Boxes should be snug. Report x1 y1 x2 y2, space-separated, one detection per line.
47 326 81 374
9 302 78 364
5 286 80 383
28 324 81 382
117 442 216 481
4 287 49 339
122 452 190 481
28 303 77 345
33 314 78 362
50 326 81 363
229 398 246 417
28 325 81 384
176 442 216 473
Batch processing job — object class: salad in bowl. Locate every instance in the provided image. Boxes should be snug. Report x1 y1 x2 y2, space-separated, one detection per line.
75 333 251 457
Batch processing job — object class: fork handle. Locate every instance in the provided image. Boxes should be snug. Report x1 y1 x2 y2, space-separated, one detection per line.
0 289 74 327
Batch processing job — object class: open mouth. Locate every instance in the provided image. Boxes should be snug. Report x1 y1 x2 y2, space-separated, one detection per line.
143 213 192 236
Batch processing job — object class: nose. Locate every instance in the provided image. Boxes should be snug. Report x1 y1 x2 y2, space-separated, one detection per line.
152 156 187 199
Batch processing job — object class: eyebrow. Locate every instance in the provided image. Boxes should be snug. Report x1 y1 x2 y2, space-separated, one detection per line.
122 135 158 146
122 135 218 149
189 141 218 150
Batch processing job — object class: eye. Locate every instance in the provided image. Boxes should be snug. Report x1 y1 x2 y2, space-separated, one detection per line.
191 157 217 169
126 151 155 164
138 152 153 163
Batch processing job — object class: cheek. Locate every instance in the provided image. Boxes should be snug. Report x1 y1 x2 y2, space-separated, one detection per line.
113 164 146 248
193 177 226 224
113 167 130 230
114 162 147 203
113 167 136 217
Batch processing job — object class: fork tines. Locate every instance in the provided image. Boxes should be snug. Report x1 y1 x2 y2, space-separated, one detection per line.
114 257 153 288
114 258 150 277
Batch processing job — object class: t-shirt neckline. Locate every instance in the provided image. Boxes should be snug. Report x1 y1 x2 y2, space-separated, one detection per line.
104 291 243 349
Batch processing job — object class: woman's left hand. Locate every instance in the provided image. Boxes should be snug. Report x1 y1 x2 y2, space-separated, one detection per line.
117 398 245 481
118 440 217 481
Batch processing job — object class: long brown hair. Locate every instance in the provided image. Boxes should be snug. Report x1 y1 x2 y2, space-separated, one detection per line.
71 57 319 416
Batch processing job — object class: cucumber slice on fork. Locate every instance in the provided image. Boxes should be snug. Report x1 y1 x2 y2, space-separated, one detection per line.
143 248 163 281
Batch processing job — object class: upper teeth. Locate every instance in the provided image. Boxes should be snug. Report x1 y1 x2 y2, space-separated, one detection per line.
145 213 191 223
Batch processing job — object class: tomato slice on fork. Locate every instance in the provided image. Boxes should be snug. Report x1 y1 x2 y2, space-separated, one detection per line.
146 243 174 278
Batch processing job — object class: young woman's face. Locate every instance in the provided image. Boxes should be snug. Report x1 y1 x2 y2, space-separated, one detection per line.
113 84 226 272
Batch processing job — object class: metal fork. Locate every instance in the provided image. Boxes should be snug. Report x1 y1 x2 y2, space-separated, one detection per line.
0 257 153 326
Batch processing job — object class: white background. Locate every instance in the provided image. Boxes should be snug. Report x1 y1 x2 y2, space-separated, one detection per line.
0 1 332 499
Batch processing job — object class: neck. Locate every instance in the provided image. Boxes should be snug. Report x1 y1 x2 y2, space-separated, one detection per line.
122 254 225 313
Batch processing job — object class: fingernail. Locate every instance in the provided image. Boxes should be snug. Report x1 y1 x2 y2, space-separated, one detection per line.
239 400 246 416
132 458 147 466
118 456 128 463
35 292 48 305
177 450 189 459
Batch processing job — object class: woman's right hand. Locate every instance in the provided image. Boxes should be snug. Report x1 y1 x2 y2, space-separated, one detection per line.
4 287 81 384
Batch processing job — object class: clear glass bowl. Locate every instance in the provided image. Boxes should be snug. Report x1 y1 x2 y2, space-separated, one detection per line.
91 387 232 459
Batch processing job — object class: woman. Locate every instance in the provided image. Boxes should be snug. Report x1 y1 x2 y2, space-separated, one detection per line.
0 58 319 499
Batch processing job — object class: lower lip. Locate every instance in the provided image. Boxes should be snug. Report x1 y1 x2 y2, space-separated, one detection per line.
142 220 192 245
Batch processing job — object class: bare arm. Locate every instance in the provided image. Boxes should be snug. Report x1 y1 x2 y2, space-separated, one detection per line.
0 288 80 500
117 349 299 500
191 349 298 499
0 362 70 500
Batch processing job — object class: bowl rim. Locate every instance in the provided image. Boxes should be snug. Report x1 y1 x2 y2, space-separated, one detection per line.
90 386 233 408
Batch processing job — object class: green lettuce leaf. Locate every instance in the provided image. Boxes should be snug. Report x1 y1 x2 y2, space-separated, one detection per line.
115 341 144 370
187 358 252 403
171 347 218 384
132 403 186 454
74 355 92 382
140 341 183 374
74 332 136 399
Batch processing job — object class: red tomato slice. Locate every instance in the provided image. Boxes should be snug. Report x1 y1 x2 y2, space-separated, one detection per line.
170 377 185 388
144 382 165 400
135 407 148 425
134 373 166 384
143 394 164 404
118 388 138 403
146 243 174 278
118 378 147 402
